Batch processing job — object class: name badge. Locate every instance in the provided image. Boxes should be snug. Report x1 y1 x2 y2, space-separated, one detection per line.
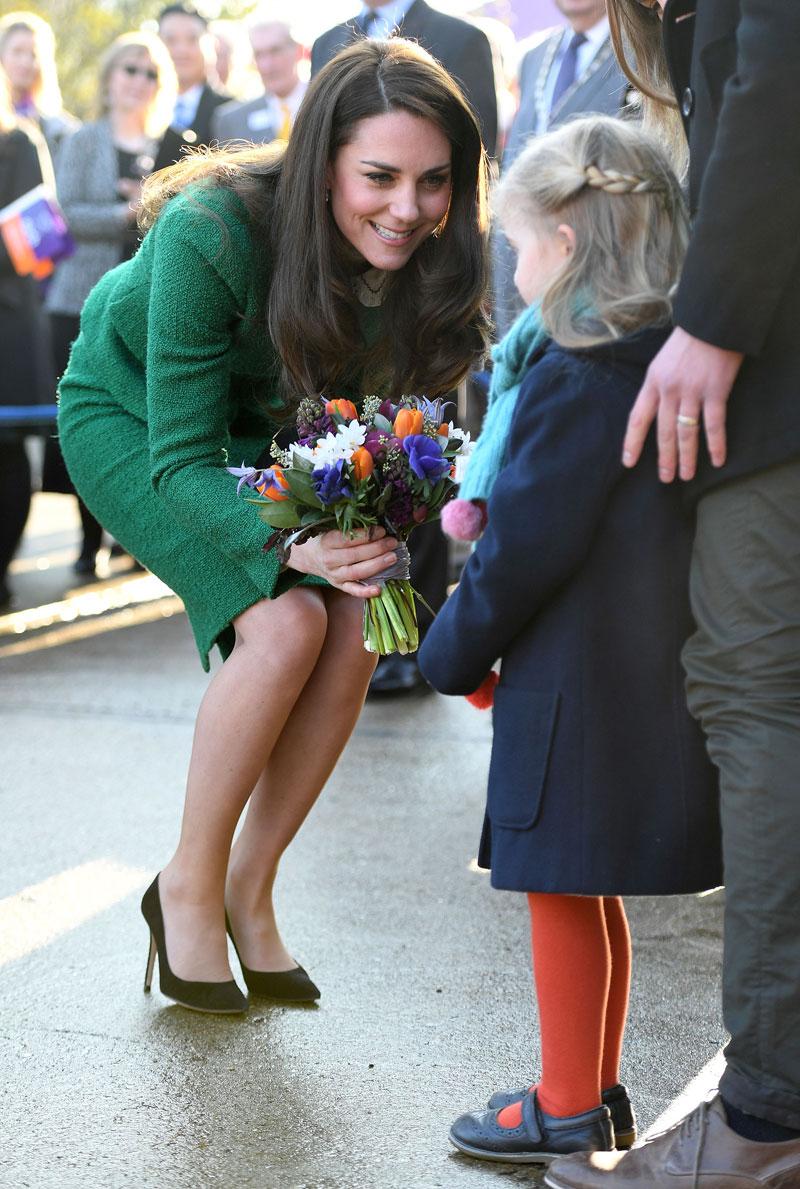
248 108 273 131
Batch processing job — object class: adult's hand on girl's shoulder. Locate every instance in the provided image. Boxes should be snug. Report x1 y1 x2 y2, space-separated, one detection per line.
288 529 399 599
622 327 744 483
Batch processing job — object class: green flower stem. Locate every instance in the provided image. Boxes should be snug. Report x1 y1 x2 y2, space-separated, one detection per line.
367 595 388 654
381 583 408 651
363 600 381 653
394 580 419 647
373 590 402 654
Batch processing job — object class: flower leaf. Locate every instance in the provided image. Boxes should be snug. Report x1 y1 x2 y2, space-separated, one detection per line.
285 469 324 508
251 501 303 528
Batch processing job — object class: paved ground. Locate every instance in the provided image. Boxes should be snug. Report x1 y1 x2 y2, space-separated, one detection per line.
1 496 726 1189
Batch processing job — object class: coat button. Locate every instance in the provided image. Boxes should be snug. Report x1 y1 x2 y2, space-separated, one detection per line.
681 86 694 118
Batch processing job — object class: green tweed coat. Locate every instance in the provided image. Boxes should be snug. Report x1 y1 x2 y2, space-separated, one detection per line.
58 182 374 669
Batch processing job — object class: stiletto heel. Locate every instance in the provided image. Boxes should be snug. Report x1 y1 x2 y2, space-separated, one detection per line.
225 912 320 1002
141 875 248 1014
144 932 157 993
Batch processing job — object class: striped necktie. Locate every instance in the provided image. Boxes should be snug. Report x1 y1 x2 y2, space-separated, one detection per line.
550 31 587 111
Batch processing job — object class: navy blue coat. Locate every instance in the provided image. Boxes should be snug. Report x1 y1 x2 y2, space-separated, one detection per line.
418 329 722 896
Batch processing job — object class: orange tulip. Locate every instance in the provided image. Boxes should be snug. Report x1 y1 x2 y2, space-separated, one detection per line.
352 447 374 481
393 408 424 439
325 398 358 421
438 422 450 437
257 465 290 501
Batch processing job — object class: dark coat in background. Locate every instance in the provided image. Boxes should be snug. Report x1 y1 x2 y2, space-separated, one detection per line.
664 0 800 497
418 329 722 896
0 126 54 422
157 83 230 165
311 0 498 155
493 27 629 336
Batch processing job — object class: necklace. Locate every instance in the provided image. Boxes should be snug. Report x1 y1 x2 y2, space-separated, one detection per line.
353 268 389 307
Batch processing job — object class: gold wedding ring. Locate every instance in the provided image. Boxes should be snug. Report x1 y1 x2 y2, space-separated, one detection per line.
677 414 700 427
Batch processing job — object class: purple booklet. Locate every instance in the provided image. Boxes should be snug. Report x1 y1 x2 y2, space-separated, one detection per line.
0 184 75 276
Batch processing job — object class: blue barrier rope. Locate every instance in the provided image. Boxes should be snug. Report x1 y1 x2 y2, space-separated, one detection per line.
0 404 58 428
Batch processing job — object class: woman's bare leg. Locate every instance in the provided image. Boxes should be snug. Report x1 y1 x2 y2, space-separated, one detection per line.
225 589 377 970
158 588 329 982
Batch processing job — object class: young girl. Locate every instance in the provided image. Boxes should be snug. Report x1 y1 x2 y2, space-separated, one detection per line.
418 115 722 1163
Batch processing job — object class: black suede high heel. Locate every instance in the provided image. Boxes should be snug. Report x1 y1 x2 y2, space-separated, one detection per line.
141 876 248 1014
225 912 320 1002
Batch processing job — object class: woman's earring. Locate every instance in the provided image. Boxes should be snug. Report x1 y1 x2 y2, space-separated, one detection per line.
325 188 330 204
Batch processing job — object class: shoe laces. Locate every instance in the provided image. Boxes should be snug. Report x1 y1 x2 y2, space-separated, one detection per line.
642 1099 711 1189
691 1101 710 1189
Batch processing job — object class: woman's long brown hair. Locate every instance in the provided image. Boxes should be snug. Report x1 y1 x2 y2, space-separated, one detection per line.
141 38 491 408
605 0 687 174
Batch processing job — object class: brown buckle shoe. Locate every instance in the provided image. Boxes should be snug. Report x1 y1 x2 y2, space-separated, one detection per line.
544 1095 800 1188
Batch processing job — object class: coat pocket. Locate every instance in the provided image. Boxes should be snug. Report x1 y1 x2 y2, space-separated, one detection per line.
487 688 560 830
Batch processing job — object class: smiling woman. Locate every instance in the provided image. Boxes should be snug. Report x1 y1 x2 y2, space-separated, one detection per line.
54 38 490 1016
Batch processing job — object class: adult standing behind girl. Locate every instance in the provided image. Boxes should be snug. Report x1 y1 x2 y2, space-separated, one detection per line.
0 11 78 159
43 32 178 575
0 64 54 608
419 115 722 1163
57 39 489 1014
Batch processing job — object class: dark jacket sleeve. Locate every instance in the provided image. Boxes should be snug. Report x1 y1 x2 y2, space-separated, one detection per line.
450 25 498 156
418 361 623 695
0 129 45 278
673 1 800 356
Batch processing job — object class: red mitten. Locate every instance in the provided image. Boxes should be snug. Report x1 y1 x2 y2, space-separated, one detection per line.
465 670 499 710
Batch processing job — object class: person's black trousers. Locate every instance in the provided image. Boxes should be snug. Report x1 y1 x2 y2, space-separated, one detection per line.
683 458 800 1129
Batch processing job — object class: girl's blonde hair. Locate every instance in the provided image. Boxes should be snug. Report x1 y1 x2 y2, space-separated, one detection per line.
605 0 687 176
98 32 177 140
0 11 62 117
494 115 687 349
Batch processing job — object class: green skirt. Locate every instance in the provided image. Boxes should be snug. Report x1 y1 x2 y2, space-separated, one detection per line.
57 323 323 671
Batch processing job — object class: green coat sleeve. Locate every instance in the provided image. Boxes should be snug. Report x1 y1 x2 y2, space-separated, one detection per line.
144 187 292 597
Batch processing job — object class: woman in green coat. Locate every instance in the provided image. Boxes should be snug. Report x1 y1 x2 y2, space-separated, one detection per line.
57 39 490 1013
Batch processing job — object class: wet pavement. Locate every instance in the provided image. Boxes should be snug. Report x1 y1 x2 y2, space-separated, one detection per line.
1 496 726 1189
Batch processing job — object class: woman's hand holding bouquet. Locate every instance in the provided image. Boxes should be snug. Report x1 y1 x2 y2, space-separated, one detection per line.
287 527 399 599
228 394 471 656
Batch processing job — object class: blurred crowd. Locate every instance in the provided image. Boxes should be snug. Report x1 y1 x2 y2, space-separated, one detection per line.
0 0 626 693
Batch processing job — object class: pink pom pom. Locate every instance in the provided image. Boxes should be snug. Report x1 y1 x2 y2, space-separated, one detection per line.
465 670 499 710
441 498 487 541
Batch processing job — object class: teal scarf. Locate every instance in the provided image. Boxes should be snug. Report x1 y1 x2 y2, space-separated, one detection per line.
460 302 549 502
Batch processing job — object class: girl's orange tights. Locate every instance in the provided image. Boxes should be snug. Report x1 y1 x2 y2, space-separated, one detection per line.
498 893 631 1126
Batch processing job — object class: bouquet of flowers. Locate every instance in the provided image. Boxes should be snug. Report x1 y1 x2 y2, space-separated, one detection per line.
228 395 471 656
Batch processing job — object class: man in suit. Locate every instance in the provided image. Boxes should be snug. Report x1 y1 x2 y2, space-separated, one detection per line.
546 2 800 1186
312 0 498 156
312 1 499 695
213 17 306 147
494 0 628 335
158 4 229 149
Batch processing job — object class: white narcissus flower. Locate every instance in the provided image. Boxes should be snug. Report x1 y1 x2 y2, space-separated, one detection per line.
447 424 471 447
293 421 368 468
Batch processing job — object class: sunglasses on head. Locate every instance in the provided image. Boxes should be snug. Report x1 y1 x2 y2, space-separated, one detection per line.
121 63 158 82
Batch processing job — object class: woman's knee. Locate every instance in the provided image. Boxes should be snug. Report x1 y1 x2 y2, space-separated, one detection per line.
233 589 328 663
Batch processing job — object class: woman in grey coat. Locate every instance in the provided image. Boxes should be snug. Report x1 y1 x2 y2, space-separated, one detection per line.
44 31 177 574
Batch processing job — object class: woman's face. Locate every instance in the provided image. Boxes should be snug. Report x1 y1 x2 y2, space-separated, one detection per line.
0 29 39 96
327 110 453 272
107 51 159 115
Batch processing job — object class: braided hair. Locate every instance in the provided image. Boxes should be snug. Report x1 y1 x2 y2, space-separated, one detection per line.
494 115 687 348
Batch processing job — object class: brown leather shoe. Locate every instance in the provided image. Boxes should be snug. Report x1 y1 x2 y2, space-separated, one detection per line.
544 1095 800 1188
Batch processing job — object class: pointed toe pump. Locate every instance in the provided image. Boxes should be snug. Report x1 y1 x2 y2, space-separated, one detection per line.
225 914 320 1002
141 876 248 1014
